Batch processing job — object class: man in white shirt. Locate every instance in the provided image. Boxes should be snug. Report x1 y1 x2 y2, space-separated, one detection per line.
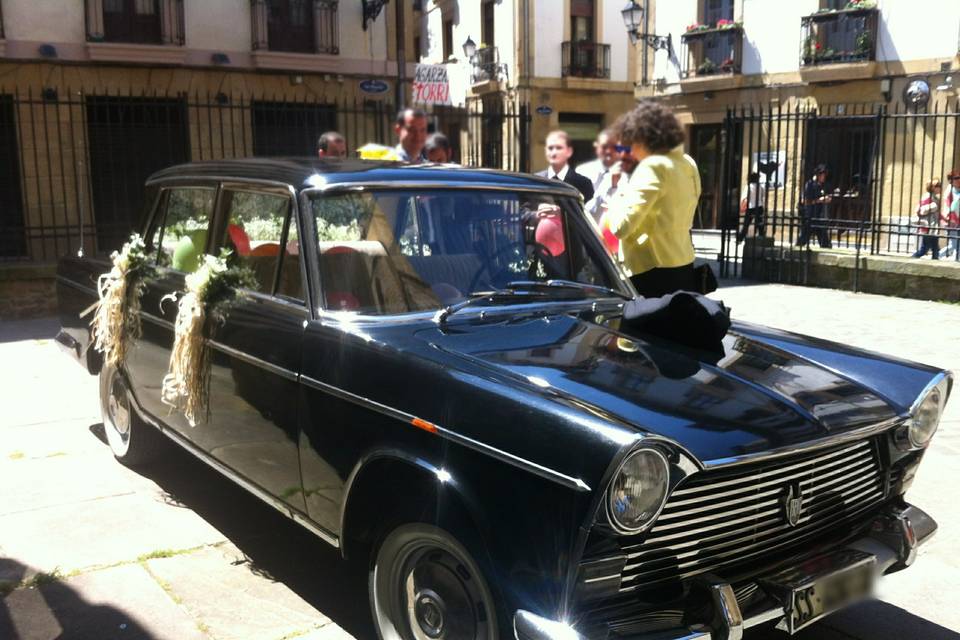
575 130 617 192
535 131 594 200
585 142 638 223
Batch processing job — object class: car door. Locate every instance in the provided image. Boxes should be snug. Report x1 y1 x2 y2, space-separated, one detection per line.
200 185 308 512
126 184 218 434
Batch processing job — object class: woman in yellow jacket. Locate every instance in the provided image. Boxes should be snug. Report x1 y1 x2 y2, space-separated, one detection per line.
602 101 702 298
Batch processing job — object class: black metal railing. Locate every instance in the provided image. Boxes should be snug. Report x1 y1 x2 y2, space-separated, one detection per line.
561 41 611 79
714 100 960 292
0 88 530 263
800 7 878 67
680 25 743 78
471 46 506 84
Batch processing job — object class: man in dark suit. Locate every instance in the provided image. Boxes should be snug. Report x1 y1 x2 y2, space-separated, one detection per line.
536 130 595 201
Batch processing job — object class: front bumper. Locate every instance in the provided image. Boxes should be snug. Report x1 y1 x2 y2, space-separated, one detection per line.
514 503 936 640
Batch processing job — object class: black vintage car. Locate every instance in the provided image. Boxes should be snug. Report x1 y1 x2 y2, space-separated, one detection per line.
57 159 950 640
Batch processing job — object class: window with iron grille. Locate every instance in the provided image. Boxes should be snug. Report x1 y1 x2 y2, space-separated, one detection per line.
442 19 454 61
0 95 25 257
252 0 339 54
86 0 184 45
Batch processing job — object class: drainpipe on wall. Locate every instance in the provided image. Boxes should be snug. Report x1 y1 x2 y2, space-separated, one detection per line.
396 0 406 109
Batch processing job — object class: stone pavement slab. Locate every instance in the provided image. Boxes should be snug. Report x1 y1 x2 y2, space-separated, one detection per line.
0 489 227 583
0 563 206 640
145 543 337 640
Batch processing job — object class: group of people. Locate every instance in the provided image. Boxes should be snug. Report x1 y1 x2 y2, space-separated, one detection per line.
912 170 960 260
314 101 706 299
316 108 453 164
535 102 703 298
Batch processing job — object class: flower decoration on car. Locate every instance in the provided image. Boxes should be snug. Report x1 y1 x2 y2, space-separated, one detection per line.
161 250 257 426
87 233 155 369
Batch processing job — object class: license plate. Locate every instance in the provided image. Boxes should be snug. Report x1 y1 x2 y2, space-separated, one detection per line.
763 550 876 634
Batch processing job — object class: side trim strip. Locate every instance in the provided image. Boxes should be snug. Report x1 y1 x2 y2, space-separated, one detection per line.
129 399 340 548
56 275 97 297
300 374 590 493
208 340 299 382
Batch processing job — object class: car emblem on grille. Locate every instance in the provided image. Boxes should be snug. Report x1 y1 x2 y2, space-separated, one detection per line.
782 484 803 527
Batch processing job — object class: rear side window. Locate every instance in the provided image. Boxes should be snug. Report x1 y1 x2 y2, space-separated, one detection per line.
151 188 215 273
219 189 303 300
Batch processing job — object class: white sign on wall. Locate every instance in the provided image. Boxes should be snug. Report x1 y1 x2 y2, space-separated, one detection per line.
412 64 452 106
752 151 786 188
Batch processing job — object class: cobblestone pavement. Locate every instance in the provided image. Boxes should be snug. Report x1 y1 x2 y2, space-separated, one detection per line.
1 281 958 639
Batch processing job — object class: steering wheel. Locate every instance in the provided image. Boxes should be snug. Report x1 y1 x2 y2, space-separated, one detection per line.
467 242 555 295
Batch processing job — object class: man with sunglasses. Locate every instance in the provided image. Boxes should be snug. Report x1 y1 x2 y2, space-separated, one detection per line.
576 130 618 192
585 142 638 224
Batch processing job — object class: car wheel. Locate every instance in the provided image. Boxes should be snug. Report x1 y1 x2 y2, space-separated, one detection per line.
370 523 499 640
99 364 164 466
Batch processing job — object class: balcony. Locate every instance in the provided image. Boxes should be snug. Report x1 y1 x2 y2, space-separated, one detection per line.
800 6 879 69
471 46 507 85
680 23 744 90
561 41 611 79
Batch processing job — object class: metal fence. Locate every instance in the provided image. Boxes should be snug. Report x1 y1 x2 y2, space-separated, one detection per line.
0 88 530 263
718 100 960 287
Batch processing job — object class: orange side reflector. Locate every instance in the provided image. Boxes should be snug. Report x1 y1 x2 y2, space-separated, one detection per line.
411 417 438 434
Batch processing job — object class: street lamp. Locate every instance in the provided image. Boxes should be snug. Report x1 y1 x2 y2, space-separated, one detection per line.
462 36 477 60
621 0 672 53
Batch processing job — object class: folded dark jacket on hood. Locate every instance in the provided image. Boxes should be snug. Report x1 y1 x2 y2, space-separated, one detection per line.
620 291 731 353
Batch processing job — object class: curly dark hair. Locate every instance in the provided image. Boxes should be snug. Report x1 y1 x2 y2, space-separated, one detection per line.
613 100 685 153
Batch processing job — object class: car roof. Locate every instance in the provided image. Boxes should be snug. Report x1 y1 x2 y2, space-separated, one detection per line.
146 157 579 196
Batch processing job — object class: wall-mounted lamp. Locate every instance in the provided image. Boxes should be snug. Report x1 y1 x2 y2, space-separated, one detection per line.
462 35 508 84
880 77 892 102
38 44 59 59
211 52 231 65
361 0 388 31
621 1 672 54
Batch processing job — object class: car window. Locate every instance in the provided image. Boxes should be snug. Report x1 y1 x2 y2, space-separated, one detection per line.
219 190 301 299
151 188 216 273
310 190 621 315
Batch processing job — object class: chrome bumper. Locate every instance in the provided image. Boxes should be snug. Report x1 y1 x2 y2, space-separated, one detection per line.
514 503 936 640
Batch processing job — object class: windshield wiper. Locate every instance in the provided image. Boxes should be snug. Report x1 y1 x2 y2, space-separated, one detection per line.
504 279 633 300
434 289 548 326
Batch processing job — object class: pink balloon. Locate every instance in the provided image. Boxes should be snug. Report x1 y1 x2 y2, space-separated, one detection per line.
535 213 566 256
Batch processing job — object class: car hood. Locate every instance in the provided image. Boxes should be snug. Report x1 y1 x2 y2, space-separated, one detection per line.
419 313 899 463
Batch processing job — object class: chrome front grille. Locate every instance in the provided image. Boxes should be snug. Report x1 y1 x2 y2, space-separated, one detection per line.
618 439 886 593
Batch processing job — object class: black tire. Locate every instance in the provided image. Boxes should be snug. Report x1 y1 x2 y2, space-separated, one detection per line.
99 364 165 466
370 523 500 640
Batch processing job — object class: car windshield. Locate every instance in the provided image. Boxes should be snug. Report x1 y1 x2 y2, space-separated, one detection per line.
309 189 624 315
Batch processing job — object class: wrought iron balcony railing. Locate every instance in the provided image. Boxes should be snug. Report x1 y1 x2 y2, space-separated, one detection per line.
680 24 743 78
561 41 611 79
471 46 508 84
800 7 878 67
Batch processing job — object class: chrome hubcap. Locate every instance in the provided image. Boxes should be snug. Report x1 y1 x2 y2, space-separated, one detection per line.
108 375 130 436
414 589 445 638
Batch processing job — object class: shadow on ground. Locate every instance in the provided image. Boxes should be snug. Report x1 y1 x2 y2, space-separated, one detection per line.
106 429 374 639
0 559 157 640
0 317 60 344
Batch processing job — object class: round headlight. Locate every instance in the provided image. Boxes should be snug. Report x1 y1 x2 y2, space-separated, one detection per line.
607 449 669 534
909 386 942 448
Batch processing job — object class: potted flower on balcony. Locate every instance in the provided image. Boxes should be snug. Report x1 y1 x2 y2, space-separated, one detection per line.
855 30 872 57
845 0 876 10
716 19 741 30
697 58 717 76
719 57 735 73
685 22 711 34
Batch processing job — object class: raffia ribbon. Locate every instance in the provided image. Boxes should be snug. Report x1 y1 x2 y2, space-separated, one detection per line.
160 291 211 427
85 266 142 370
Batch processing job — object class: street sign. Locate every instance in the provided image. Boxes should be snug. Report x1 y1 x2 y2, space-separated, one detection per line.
359 79 390 95
535 105 553 115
